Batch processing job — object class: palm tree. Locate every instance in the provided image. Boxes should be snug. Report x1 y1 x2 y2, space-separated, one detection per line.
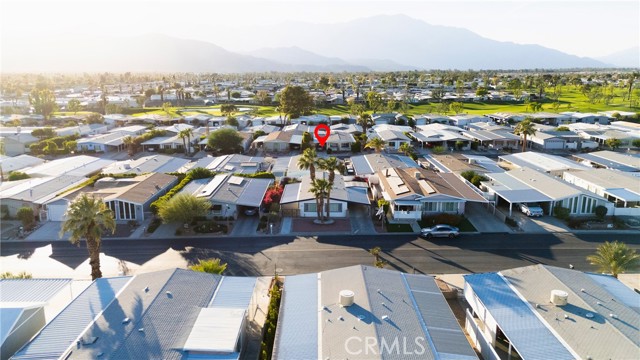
357 113 373 137
122 135 135 157
365 137 386 153
514 118 536 152
318 157 344 220
399 142 414 156
587 241 639 278
190 258 227 274
297 147 318 182
178 128 194 155
60 194 115 280
309 178 331 222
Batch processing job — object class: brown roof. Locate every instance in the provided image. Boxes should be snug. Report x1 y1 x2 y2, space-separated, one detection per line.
116 173 177 204
431 154 487 174
378 167 486 202
264 131 294 142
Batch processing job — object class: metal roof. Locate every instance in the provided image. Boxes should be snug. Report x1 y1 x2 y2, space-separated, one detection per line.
209 175 273 207
361 268 437 360
403 273 478 359
464 272 574 360
12 276 132 360
0 175 87 205
0 155 44 173
572 150 640 171
499 152 588 173
183 308 245 353
501 265 640 360
102 155 191 175
0 279 71 303
506 167 584 200
25 155 115 177
587 273 640 314
484 172 554 204
350 153 417 176
275 266 476 360
208 277 257 309
273 273 318 360
462 155 505 173
605 188 640 202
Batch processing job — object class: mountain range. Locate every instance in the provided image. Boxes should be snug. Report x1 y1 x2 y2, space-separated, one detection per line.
2 14 635 73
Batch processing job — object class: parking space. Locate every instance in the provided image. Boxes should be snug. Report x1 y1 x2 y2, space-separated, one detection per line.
465 202 512 233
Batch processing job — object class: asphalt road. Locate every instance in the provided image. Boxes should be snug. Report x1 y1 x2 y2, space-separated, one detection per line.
2 232 639 276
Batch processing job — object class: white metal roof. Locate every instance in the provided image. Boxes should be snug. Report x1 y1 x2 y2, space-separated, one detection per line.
183 308 245 353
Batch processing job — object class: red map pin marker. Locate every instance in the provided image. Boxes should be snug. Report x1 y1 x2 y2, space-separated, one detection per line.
314 124 331 147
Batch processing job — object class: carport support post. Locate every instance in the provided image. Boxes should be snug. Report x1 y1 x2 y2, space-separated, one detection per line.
509 202 513 217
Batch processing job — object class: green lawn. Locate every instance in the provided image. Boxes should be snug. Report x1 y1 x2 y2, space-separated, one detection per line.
386 223 414 233
55 86 638 120
418 217 477 232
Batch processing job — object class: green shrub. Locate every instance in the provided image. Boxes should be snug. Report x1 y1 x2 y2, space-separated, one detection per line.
505 217 518 227
594 205 607 220
567 218 585 229
420 213 463 227
432 146 446 154
16 207 35 229
147 218 162 233
7 171 30 181
351 141 362 153
259 280 282 360
234 171 276 179
553 205 571 221
470 175 487 188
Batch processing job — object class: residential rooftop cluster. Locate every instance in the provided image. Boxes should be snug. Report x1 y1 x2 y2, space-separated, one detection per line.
2 264 638 360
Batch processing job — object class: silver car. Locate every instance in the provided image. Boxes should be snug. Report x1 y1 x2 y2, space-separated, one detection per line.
420 224 460 239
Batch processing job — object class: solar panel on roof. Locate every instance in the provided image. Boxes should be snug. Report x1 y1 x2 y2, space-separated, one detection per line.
224 165 235 171
396 185 410 195
418 180 436 194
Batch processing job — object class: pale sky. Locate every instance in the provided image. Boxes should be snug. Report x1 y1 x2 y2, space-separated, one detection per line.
2 0 638 58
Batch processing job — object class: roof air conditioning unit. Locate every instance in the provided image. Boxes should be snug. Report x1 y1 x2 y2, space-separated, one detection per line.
339 290 355 307
550 290 569 306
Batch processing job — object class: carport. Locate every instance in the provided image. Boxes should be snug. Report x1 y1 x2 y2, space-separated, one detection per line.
482 172 552 216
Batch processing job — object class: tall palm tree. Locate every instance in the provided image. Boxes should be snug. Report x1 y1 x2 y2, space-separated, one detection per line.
357 113 373 137
365 137 386 153
587 241 639 278
297 148 318 181
178 128 194 155
309 178 331 222
122 135 135 157
318 157 344 220
60 194 115 280
514 118 536 152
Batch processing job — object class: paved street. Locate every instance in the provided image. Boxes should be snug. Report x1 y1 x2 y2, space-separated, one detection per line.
2 233 639 278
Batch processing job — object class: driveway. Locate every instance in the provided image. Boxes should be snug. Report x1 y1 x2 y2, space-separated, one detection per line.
230 215 260 236
465 202 511 233
350 205 377 235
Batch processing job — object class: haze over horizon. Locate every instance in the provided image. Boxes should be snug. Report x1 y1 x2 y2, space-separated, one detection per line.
3 0 638 58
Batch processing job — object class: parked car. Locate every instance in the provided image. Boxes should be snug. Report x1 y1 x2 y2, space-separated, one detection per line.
519 203 544 217
420 224 459 239
244 208 258 216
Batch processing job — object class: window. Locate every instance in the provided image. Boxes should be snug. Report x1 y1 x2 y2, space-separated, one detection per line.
442 202 456 212
304 203 317 213
118 201 125 219
422 202 437 212
581 197 587 214
388 142 395 148
329 203 343 213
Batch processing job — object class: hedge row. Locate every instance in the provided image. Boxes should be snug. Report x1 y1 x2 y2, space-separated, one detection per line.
259 280 283 360
149 173 189 214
